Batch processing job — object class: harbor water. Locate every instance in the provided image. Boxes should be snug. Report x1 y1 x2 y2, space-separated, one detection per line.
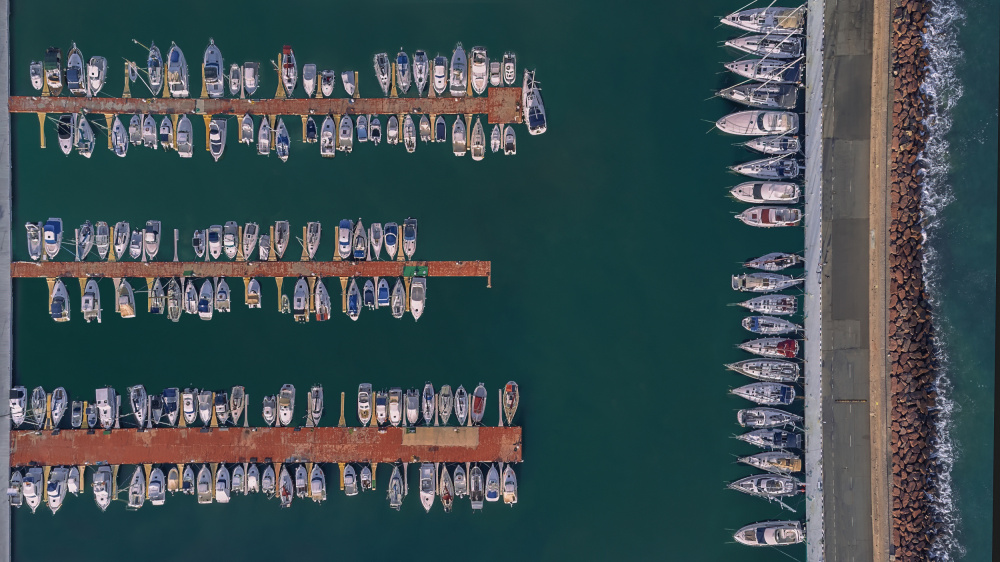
6 0 995 560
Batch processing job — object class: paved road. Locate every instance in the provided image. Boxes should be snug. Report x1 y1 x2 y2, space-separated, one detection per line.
820 0 877 558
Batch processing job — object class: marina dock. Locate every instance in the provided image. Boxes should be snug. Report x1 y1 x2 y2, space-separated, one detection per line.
10 426 522 466
8 87 523 125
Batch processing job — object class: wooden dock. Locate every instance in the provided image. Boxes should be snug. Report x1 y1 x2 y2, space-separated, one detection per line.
8 87 522 125
10 427 522 467
11 260 491 286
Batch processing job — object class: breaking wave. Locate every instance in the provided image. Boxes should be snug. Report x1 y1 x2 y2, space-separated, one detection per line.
918 0 965 558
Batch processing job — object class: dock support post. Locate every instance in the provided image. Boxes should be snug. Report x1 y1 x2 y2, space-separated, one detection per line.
307 276 316 313
429 113 436 141
122 62 131 98
107 226 116 262
274 53 286 99
173 229 179 262
403 462 409 495
200 63 208 99
170 114 179 150
404 276 411 312
353 71 360 99
333 115 340 151
44 393 52 430
275 277 283 311
428 60 436 98
332 225 340 261
144 463 152 499
37 113 46 148
105 114 114 150
300 114 308 142
371 462 377 490
338 392 346 427
390 62 398 98
338 463 345 490
340 277 348 313
210 392 218 428
210 463 217 499
465 114 473 152
45 277 55 313
203 115 212 151
300 226 309 261
236 225 245 262
243 277 250 307
145 277 153 312
42 466 51 502
80 401 88 429
268 226 276 261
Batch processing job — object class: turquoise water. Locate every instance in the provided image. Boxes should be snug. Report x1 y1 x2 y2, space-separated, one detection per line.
6 0 994 560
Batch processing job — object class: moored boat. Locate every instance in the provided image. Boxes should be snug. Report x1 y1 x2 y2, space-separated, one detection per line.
396 50 411 94
403 115 416 153
43 218 63 260
470 465 485 510
339 115 354 153
470 46 488 95
735 294 798 316
742 315 802 335
281 46 297 96
388 388 402 427
43 47 63 96
421 383 435 425
176 115 193 157
257 116 271 155
732 157 801 180
432 55 448 95
246 277 262 308
419 463 435 512
243 223 259 260
503 52 516 85
29 60 42 91
277 466 292 506
471 383 487 425
455 385 469 426
209 119 227 161
522 69 547 135
491 125 501 153
490 60 501 87
731 272 803 293
223 221 238 259
306 221 321 259
485 463 501 502
734 521 805 547
503 381 519 425
302 63 316 97
159 116 174 150
203 39 224 98
340 71 355 96
387 115 398 145
275 118 290 161
387 466 403 510
66 44 86 96
441 465 455 512
357 114 368 143
166 42 190 97
229 63 241 96
373 52 391 95
737 429 804 450
730 182 801 204
722 6 805 34
736 206 802 227
719 82 798 110
449 43 467 97
320 70 335 96
438 385 453 425
728 474 801 499
725 35 803 59
738 451 803 474
390 279 405 319
725 58 803 84
308 385 324 427
410 276 426 321
371 116 382 145
243 62 259 96
470 117 485 161
405 389 419 426
502 465 518 505
402 218 417 259
738 337 800 359
726 358 801 382
357 383 372 426
278 384 295 427
87 56 107 96
149 467 166 505
320 115 336 156
737 407 803 429
744 135 801 155
716 110 799 136
413 50 428 95
127 467 144 509
262 395 276 426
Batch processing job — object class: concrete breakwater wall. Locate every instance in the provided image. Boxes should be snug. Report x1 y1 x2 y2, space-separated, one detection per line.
888 0 940 559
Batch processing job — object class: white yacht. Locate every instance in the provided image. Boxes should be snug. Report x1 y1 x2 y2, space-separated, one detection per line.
343 464 358 497
207 224 223 259
502 465 518 505
339 115 354 153
455 385 469 426
92 465 113 511
396 50 411 93
243 62 259 96
716 110 799 136
383 222 398 259
29 61 43 90
725 35 803 59
222 221 238 259
308 385 324 427
485 464 501 502
413 50 428 95
470 46 488 94
9 386 26 428
315 279 331 321
450 43 467 96
388 388 403 427
294 465 307 498
47 467 69 514
388 466 403 511
147 42 163 95
504 125 517 155
149 467 166 505
489 60 501 87
320 70 335 96
231 464 245 496
341 70 356 96
306 221 321 259
346 278 361 321
215 464 231 504
375 390 387 427
419 114 431 142
275 118 290 161
66 44 86 95
262 395 276 427
209 119 227 161
722 7 805 34
438 385 454 425
144 220 161 259
419 463 435 512
311 464 327 502
274 221 290 258
454 464 468 497
369 222 383 259
229 63 241 96
470 465 484 510
243 223 259 259
203 39 224 98
58 114 74 155
440 466 455 512
241 113 254 144
198 279 214 320
278 384 295 426
50 279 70 322
402 218 417 259
95 387 117 429
278 466 293 507
215 277 231 312
470 118 485 161
432 55 448 95
410 277 426 321
292 277 309 322
23 468 44 513
50 387 68 427
159 116 174 150
373 52 391 95
734 521 804 547
387 115 399 145
196 465 213 504
176 115 193 157
110 116 128 157
166 42 189 97
257 117 271 155
503 52 516 85
357 384 372 426
730 182 801 204
247 277 262 308
403 115 416 153
452 116 467 156
127 467 145 509
25 222 42 261
281 46 297 96
87 56 106 96
522 69 547 135
390 279 405 319
320 115 336 156
357 114 369 143
491 124 501 153
302 63 317 97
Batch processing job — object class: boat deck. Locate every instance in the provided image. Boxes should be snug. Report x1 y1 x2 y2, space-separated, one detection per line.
7 87 522 124
10 426 522 466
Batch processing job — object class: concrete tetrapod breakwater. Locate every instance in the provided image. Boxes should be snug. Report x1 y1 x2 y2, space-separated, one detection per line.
888 1 939 559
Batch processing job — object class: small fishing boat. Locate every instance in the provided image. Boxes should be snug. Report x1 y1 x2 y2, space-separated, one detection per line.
262 395 276 426
739 337 800 359
732 157 801 180
159 116 174 150
87 56 107 95
43 47 63 96
294 465 307 498
716 110 799 136
308 385 324 427
305 116 317 143
403 218 417 259
275 118 290 161
433 55 448 95
339 115 354 152
485 464 501 502
735 294 798 316
405 389 419 426
195 465 212 504
730 182 801 204
357 114 369 143
198 279 214 320
320 70 335 96
726 358 801 383
276 466 291 505
346 278 361 321
29 60 42 90
209 119 227 161
403 114 416 152
719 83 798 110
376 278 390 308
522 69 547 135
214 278 231 312
144 220 161 260
243 223 259 259
278 384 295 427
454 464 467 497
203 39 224 98
502 465 518 505
77 220 94 259
722 6 805 34
273 221 290 258
388 466 403 511
503 52 516 85
193 228 207 259
302 63 316 97
725 35 803 59
452 115 467 156
737 407 803 429
450 43 467 97
471 383 487 425
410 276 426 320
413 50 428 95
66 44 86 95
341 70 355 96
396 50 411 93
470 466 485 510
491 125 501 153
239 113 254 145
197 390 213 425
383 222 398 260
231 464 245 496
94 387 116 429
117 279 136 318
50 387 68 427
292 277 309 321
388 387 403 427
312 464 328 501
736 206 802 227
725 58 803 84
129 385 148 427
223 221 238 259
390 279 405 319
257 117 271 155
362 279 375 310
421 383 435 425
745 135 802 155
281 46 297 96
370 116 382 145
216 464 231 503
357 383 372 426
230 386 245 425
440 466 455 512
247 277 262 308
229 63 241 96
743 315 802 335
247 464 260 493
738 451 802 474
125 467 145 510
490 60 501 87
470 118 485 160
734 521 805 547
386 115 399 145
8 386 26 428
503 381 519 425
148 467 166 505
470 46 488 95
418 114 430 142
419 463 435 512
375 390 388 427
50 279 70 322
732 272 803 293
176 115 193 157
69 401 83 428
243 62 259 96
373 52 391 95
455 385 469 426
728 474 801 499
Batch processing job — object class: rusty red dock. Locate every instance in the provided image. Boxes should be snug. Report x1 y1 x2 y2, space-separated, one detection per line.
10 260 491 284
10 427 522 466
7 87 523 124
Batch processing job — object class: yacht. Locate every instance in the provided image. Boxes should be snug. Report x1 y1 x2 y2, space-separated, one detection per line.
731 382 796 406
452 115 467 156
341 70 356 96
725 58 803 84
503 382 520 425
243 223 259 259
22 468 44 513
388 388 403 427
388 466 403 511
522 69 547 135
725 35 803 59
274 221 290 258
339 115 354 152
29 61 43 90
302 63 317 97
440 467 455 512
241 113 254 145
315 280 331 321
231 464 245 496
337 219 353 259
396 50 411 93
246 277 262 308
403 218 417 259
376 278 390 308
9 386 26 428
503 125 517 155
738 337 800 359
257 117 271 154
735 295 799 317
470 47 488 94
485 464 501 502
216 464 231 503
166 42 189 97
243 62 259 96
745 135 802 155
229 63 241 96
127 467 145 509
489 60 501 87
471 383 489 425
491 125 501 153
734 521 804 547
262 395 276 426
418 114 431 142
182 465 195 495
413 50 428 95
181 389 198 425
198 279 214 320
50 387 68 427
346 278 361 321
357 384 372 426
375 390 388 427
149 467 166 505
189 230 205 259
503 52 516 85
745 252 803 271
94 221 110 259
419 463 435 512
66 44 86 95
70 400 83 428
275 118 290 161
223 221 238 259
432 55 448 95
159 116 174 150
294 465 308 498
320 115 336 156
390 279 405 319
470 465 485 510
357 114 368 143
247 464 260 493
386 115 399 145
410 277 426 321
176 115 193 157
450 43 467 96
403 115 416 153
405 389 419 426
738 451 803 474
437 385 454 425
214 391 230 425
732 157 801 180
281 45 297 96
75 114 95 157
79 279 101 324
728 474 801 499
92 465 113 511
43 47 63 95
95 387 117 429
203 39 224 98
370 116 382 145
311 464 327 502
207 225 223 259
76 220 94 259
129 229 142 259
735 206 802 227
49 279 70 322
209 119 227 161
308 385 324 427
743 315 801 335
110 116 128 156
722 7 805 34
373 52 390 95
87 56 107 95
720 82 798 110
383 222 398 259
320 70 335 96
455 385 469 425
215 278 231 312
196 465 213 504
25 222 42 260
737 407 803 429
144 220 161 259
306 221 321 259
278 466 293 507
732 272 803 293
30 387 46 427
343 465 358 497
369 222 383 259
421 383 435 425
146 42 163 95
502 465 518 505
454 464 468 497
730 181 801 204
352 220 367 260
278 384 295 426
162 387 179 426
292 277 309 322
44 467 68 513
129 385 148 428
470 118 485 160
305 116 317 143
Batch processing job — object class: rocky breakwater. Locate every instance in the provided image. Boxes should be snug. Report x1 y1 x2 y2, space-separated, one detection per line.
888 0 940 560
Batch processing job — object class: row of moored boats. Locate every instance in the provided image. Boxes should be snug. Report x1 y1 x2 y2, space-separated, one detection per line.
717 5 808 548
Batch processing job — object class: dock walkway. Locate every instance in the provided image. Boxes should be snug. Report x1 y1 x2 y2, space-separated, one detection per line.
10 427 522 466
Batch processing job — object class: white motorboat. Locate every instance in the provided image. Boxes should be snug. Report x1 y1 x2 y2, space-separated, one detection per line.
215 464 231 503
452 115 467 156
396 50 411 94
278 466 293 507
732 157 801 180
730 182 801 204
320 70 335 96
215 278 231 312
357 114 369 143
453 464 467 497
402 218 417 259
273 221 290 258
182 464 195 495
229 63 241 96
209 119 227 161
390 279 405 319
222 221 238 259
205 225 221 260
522 69 547 135
341 70 355 96
278 384 295 426
373 52 391 95
470 46 488 95
450 43 467 96
383 222 398 260
503 52 516 85
257 116 271 155
50 387 68 427
367 222 383 259
197 278 214 320
387 115 398 145
357 384 372 426
29 60 43 90
92 466 113 511
50 278 70 322
405 389 419 426
8 386 26 428
166 42 189 97
242 223 259 260
159 116 174 150
93 221 110 259
470 117 485 161
455 385 469 425
308 385 324 427
722 6 805 34
66 44 86 95
129 229 142 260
144 220 161 260
243 62 259 96
320 115 336 156
43 47 63 96
370 116 382 145
376 277 390 308
375 390 387 427
421 383 435 425
726 35 803 59
339 115 354 152
432 55 448 95
346 278 360 321
127 466 145 509
196 465 213 504
470 466 484 510
502 465 518 505
163 387 180 426
491 125 501 153
337 219 353 259
352 220 367 260
176 115 193 157
485 464 501 502
734 521 805 547
25 222 42 261
87 56 106 96
110 116 128 157
147 42 163 95
305 116 317 143
735 206 802 227
311 464 327 502
410 276 426 321
302 63 317 97
57 114 75 155
203 39 224 98
418 114 430 142
438 385 453 425
292 277 309 322
281 45 297 96
231 464 245 496
262 395 276 426
419 463 435 512
504 125 517 155
294 465 307 498
403 114 416 153
314 279 331 321
388 466 403 510
247 277 262 308
240 113 254 145
95 387 117 429
275 118 290 161
149 467 166 505
489 60 501 87
247 464 260 493
117 279 136 319
22 468 44 513
388 388 402 427
413 50 428 95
